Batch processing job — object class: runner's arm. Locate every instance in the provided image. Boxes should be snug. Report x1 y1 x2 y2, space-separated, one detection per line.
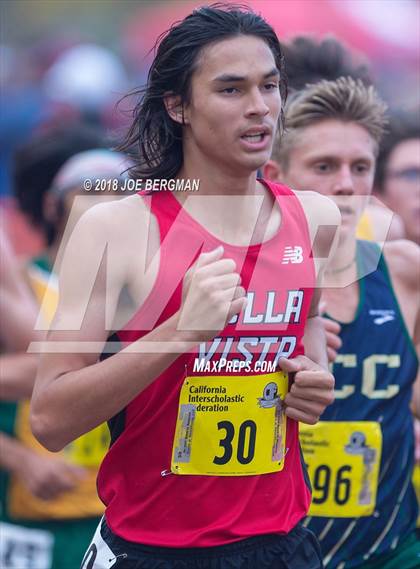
0 432 85 499
383 240 420 419
31 202 245 451
412 298 420 419
0 233 42 398
412 245 420 419
303 289 329 371
0 353 39 400
0 432 30 472
413 366 420 419
0 231 39 352
30 202 195 451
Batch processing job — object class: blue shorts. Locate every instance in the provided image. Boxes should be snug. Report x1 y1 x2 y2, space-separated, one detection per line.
80 517 323 569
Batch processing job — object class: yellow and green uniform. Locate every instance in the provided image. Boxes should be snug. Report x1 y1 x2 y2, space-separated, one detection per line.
0 255 110 569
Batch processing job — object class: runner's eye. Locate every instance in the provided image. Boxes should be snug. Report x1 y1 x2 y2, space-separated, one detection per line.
387 167 420 182
264 83 278 90
221 87 239 94
354 163 370 174
314 163 331 173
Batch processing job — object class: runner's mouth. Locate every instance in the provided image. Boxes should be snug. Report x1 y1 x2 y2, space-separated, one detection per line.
241 133 266 143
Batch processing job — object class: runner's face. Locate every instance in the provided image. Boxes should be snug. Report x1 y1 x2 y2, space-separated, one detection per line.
183 35 281 174
282 119 376 236
382 138 420 244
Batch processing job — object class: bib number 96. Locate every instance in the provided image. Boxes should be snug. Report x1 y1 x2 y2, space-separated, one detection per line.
310 464 352 505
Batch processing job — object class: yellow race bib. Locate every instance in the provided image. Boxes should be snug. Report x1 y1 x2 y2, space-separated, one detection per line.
171 371 288 476
300 421 382 518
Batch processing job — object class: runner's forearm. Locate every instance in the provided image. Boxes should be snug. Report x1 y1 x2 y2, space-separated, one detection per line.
0 432 28 473
0 353 38 400
31 311 198 452
302 315 329 371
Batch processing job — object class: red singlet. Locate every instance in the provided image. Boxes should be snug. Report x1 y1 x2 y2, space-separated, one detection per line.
97 180 315 547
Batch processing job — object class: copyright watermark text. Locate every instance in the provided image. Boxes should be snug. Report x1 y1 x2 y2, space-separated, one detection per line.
83 178 200 192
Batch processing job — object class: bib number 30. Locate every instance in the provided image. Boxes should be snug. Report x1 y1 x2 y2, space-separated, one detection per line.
214 420 257 465
171 372 288 476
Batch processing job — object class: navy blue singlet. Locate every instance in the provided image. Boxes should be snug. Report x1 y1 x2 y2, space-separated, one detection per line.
305 240 418 568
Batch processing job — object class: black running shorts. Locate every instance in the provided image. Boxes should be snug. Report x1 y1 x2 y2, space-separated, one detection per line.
80 517 323 569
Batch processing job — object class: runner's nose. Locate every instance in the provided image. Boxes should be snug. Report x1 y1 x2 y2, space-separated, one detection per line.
332 165 354 196
245 87 270 118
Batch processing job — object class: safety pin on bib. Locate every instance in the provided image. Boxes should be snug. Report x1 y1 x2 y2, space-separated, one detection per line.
161 469 174 477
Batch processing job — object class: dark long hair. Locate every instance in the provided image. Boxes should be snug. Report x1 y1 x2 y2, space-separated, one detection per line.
119 3 287 180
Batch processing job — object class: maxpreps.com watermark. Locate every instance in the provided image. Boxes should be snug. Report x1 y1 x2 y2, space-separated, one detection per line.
193 358 277 374
83 178 200 192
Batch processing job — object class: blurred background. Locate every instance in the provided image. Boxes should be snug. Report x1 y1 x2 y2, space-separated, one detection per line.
0 4 418 567
1 0 419 255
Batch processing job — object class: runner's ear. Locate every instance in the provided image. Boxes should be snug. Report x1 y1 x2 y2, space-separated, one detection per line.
164 93 188 125
262 159 282 182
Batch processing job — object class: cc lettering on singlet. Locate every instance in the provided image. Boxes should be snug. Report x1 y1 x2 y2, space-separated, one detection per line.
332 354 400 400
362 355 400 399
332 355 356 399
171 371 289 476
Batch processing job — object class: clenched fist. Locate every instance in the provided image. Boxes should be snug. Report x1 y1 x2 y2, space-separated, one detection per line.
278 355 335 425
177 246 247 342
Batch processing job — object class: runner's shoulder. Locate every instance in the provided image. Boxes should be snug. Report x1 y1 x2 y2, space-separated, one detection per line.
291 189 341 227
382 239 420 291
74 194 150 247
61 195 152 289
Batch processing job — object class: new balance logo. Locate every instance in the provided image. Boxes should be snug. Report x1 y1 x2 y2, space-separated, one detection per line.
282 246 303 264
369 309 395 325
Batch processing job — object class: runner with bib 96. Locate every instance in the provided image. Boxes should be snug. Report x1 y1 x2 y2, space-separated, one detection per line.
264 76 420 569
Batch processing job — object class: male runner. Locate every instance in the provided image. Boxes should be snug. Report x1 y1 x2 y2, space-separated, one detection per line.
264 77 420 568
374 112 420 245
31 6 339 568
0 129 113 569
373 111 420 535
278 35 405 243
